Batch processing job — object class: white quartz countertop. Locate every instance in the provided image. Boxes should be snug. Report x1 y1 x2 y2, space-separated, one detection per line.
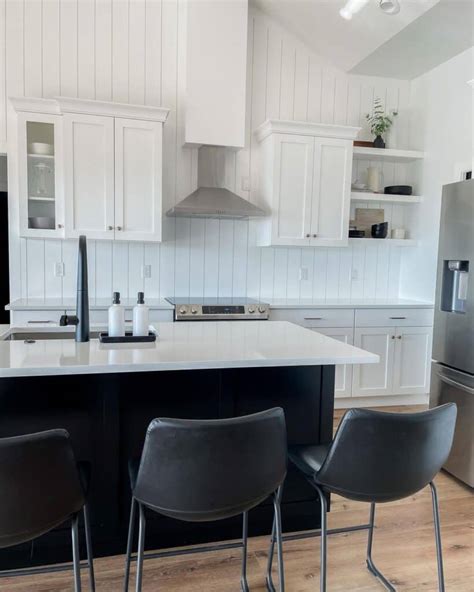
267 298 434 309
0 321 378 378
6 297 433 311
6 298 173 310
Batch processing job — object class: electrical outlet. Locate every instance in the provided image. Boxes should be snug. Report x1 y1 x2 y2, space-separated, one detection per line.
241 176 250 192
54 262 65 277
141 264 152 279
299 267 309 281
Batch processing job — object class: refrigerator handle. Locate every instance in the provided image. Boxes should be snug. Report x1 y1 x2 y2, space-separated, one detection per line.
439 373 474 395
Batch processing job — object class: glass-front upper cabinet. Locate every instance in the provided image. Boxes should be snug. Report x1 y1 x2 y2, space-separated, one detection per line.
16 108 64 238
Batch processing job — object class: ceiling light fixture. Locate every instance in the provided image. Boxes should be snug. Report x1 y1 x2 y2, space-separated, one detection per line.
379 0 401 15
339 0 370 20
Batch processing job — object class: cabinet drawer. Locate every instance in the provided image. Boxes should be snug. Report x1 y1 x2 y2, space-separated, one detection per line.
270 308 354 328
10 310 75 326
355 308 433 328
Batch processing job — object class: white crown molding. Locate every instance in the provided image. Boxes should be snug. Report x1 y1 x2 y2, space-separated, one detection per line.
9 96 170 123
55 97 170 122
9 97 61 115
255 119 361 142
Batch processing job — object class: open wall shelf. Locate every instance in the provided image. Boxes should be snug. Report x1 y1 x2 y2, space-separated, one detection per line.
353 146 425 162
351 192 422 204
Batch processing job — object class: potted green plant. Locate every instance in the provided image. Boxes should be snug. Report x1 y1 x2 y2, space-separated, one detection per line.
366 98 396 149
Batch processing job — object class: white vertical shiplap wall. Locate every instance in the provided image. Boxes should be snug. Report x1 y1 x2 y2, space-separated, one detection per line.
4 1 413 302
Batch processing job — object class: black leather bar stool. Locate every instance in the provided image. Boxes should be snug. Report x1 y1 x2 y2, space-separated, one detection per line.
268 404 457 592
0 429 95 592
124 408 287 592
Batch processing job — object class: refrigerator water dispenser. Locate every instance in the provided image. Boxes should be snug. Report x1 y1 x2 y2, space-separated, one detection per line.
441 260 469 313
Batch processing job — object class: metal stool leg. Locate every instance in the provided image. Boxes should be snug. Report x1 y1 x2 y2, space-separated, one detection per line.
430 482 446 592
366 503 396 592
241 511 249 592
266 486 284 592
135 503 146 592
71 514 82 592
314 485 327 592
124 498 137 592
83 504 96 592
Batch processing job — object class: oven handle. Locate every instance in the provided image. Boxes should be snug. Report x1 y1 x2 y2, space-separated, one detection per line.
438 373 474 395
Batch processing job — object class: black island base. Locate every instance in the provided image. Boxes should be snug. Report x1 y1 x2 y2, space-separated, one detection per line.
0 364 335 571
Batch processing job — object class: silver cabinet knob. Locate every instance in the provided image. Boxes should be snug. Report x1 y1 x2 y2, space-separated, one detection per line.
116 226 122 231
313 234 317 238
397 335 402 339
306 234 310 238
108 226 113 231
57 223 63 229
391 335 395 339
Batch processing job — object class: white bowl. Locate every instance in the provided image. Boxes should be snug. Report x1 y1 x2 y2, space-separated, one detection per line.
29 142 54 156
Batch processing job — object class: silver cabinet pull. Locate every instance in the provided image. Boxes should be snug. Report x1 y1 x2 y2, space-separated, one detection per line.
389 316 406 320
439 374 474 395
27 320 54 324
304 317 323 321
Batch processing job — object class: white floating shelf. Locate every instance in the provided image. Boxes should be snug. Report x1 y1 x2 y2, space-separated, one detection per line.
351 192 422 204
353 146 425 162
28 153 54 159
28 196 55 202
349 238 418 247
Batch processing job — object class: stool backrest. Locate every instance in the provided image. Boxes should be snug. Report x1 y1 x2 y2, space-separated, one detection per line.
134 408 287 521
316 404 457 503
0 429 85 548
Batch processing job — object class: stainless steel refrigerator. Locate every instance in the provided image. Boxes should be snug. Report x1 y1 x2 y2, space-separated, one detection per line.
430 178 473 487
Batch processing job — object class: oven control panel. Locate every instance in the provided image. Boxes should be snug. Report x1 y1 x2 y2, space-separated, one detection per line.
174 303 269 321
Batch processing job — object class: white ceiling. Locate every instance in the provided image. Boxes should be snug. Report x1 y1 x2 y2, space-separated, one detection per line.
351 0 474 79
252 0 440 73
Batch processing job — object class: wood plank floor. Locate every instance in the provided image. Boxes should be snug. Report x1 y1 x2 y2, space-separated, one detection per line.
5 406 474 591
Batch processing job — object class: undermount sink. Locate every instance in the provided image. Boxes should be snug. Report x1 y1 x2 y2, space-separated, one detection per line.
4 331 101 341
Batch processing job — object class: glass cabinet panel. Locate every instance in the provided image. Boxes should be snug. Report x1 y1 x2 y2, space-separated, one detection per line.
26 121 56 230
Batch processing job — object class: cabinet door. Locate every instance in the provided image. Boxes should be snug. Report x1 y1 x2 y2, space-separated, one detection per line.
64 114 115 240
271 134 313 246
17 112 65 238
393 327 433 395
352 327 395 396
315 328 354 398
114 118 163 242
310 137 352 247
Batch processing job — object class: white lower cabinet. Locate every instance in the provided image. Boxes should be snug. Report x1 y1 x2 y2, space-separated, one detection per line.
352 325 433 397
314 328 353 398
352 327 394 397
392 326 433 395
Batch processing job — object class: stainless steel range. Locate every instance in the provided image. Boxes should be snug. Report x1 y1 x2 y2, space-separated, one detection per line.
166 297 270 321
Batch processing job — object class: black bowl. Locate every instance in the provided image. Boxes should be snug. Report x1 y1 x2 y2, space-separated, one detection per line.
384 185 413 196
371 222 388 239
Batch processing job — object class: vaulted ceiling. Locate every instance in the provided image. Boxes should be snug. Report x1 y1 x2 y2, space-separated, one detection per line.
252 0 463 77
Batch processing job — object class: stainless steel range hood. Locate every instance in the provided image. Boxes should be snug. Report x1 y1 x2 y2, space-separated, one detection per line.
166 147 266 220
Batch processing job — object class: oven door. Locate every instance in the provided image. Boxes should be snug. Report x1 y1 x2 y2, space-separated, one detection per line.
430 362 474 487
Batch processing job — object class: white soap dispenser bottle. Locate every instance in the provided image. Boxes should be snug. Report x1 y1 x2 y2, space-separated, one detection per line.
108 291 125 337
133 292 149 337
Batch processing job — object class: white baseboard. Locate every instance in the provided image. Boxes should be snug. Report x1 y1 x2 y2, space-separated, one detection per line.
334 393 429 409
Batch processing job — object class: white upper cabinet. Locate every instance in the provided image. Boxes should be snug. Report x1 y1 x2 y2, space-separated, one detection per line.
63 113 115 240
255 120 360 248
12 98 65 239
185 0 248 148
311 137 353 246
12 97 169 242
114 118 163 242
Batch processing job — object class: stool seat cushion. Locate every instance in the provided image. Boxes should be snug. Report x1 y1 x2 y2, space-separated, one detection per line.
289 444 331 477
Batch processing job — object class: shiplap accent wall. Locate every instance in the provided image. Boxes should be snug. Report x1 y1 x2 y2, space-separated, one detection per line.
3 1 413 302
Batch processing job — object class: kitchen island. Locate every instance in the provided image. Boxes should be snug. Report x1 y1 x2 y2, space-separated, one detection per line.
0 321 377 570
